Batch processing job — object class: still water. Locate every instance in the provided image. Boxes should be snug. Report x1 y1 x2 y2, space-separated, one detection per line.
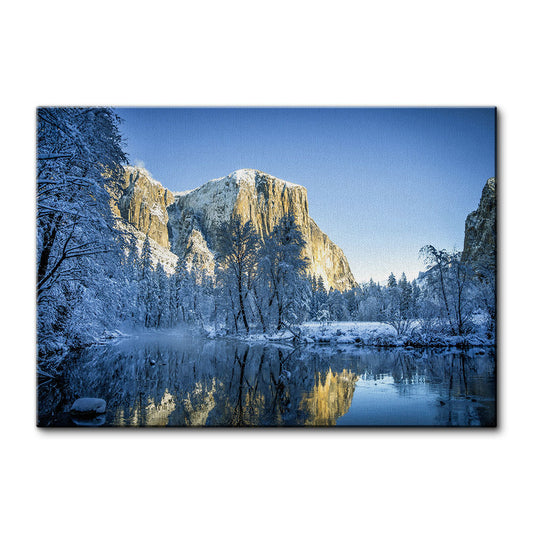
38 332 496 427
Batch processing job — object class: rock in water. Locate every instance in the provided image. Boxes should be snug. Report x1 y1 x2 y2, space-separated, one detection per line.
70 398 107 416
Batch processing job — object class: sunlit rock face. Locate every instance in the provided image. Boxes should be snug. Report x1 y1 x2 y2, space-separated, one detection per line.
113 166 175 249
462 177 496 271
308 219 355 292
300 369 359 426
115 167 357 291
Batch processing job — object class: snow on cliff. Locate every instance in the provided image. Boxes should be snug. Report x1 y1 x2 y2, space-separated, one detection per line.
116 167 356 290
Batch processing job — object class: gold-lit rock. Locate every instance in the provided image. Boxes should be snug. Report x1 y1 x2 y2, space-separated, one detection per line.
300 369 359 426
113 167 357 291
183 379 218 426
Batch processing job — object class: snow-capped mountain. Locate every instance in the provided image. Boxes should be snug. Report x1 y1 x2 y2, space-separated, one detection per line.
113 166 357 291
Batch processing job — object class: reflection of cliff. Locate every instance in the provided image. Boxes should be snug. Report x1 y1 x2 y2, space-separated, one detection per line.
145 391 176 426
114 390 176 426
300 369 359 426
183 379 218 426
46 334 495 427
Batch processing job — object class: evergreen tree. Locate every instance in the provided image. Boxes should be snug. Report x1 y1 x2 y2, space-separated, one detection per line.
328 289 349 321
398 272 412 317
310 275 328 321
140 235 153 279
382 272 415 335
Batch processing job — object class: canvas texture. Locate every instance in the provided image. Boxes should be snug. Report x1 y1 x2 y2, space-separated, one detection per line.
37 107 496 427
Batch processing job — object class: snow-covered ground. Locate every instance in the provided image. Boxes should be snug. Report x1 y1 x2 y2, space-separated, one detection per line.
301 321 494 347
207 321 494 347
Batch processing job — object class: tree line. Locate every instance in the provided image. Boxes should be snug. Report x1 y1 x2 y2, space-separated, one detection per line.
126 213 310 336
129 233 495 341
312 246 495 340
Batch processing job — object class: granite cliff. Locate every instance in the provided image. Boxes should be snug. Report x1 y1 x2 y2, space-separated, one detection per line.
111 166 175 249
462 177 496 272
113 166 357 291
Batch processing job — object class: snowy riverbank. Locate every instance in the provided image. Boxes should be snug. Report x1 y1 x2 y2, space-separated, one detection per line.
206 321 495 348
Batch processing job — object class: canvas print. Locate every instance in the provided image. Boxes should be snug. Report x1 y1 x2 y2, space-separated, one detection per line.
37 107 496 427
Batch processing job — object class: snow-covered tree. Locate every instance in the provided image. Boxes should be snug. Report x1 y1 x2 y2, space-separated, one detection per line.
343 288 359 319
140 235 153 279
37 107 127 366
464 254 496 338
355 279 384 321
219 216 259 333
381 273 415 336
310 275 328 321
258 214 309 330
37 108 126 300
328 289 350 321
215 264 241 333
419 245 476 336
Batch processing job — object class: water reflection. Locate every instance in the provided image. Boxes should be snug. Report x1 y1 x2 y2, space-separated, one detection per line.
38 334 496 427
300 369 359 426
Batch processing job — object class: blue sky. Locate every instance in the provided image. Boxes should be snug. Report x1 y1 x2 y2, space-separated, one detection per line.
116 107 495 283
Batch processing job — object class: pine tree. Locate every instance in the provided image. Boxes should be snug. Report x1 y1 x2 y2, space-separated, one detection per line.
310 275 328 321
398 272 412 316
140 235 153 279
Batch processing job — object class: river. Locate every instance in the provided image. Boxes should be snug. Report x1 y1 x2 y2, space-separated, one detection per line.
38 332 496 427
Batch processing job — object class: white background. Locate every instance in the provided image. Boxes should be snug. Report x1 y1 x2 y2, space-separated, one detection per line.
1 1 530 532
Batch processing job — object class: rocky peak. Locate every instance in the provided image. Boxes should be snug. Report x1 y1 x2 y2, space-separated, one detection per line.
173 169 309 241
113 166 175 249
462 177 496 271
114 166 358 291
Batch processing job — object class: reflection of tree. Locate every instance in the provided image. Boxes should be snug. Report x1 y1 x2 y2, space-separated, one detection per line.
431 353 495 426
390 351 420 384
226 346 269 426
268 349 293 424
230 346 251 426
228 346 294 426
38 335 495 427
